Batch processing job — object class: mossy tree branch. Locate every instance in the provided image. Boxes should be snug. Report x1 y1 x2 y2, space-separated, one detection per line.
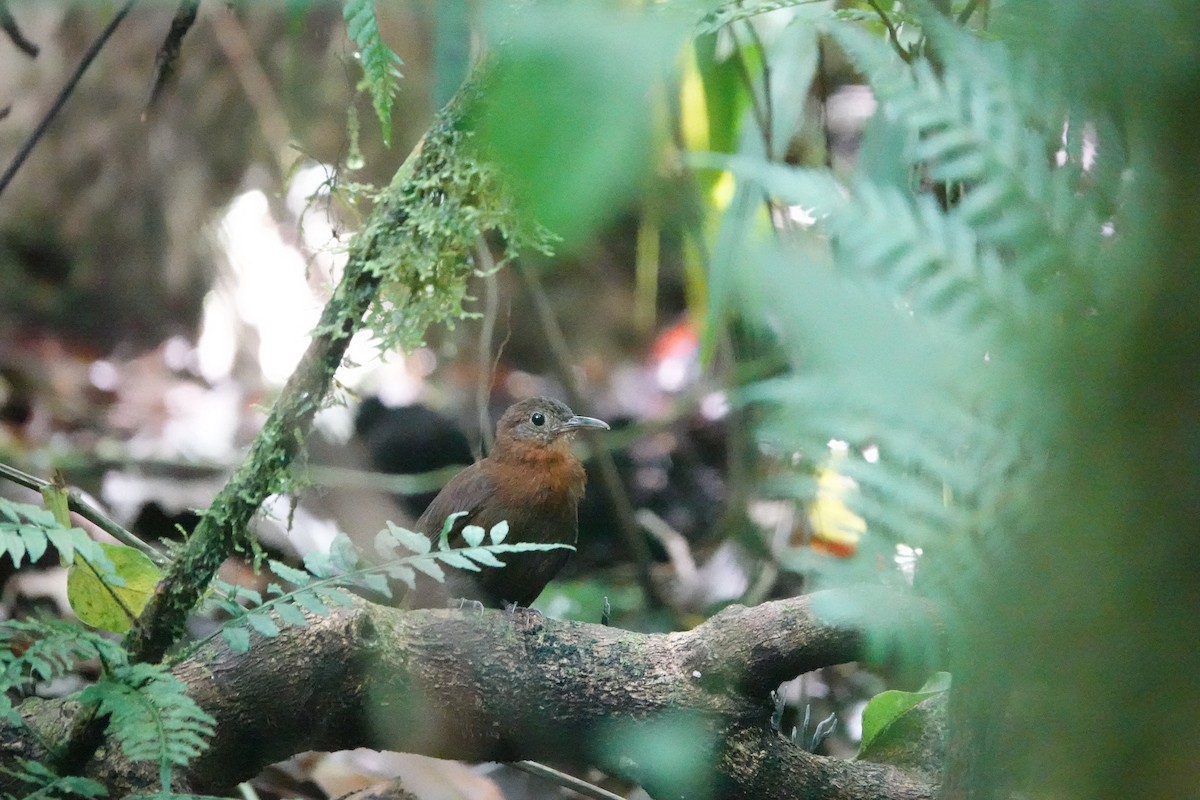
5 588 944 799
122 248 379 666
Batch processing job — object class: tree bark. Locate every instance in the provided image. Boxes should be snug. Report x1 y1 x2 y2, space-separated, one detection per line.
2 586 943 799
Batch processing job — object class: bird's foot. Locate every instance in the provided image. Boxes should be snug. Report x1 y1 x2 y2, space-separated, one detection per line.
449 597 485 612
504 601 545 632
503 600 543 619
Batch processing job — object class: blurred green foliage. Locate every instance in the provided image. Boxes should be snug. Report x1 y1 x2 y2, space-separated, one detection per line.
470 4 687 249
679 1 1200 796
404 1 1199 792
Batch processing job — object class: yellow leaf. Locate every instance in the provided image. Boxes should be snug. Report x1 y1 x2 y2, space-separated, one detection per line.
39 473 72 529
807 461 867 557
68 543 162 633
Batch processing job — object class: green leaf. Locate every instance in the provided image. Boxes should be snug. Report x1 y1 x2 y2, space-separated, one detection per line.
461 524 485 548
488 520 509 545
222 627 251 653
46 527 114 573
324 588 356 608
437 512 468 551
0 617 127 694
20 523 47 563
329 533 361 571
857 672 951 758
269 559 311 587
244 611 280 639
0 758 106 798
238 588 263 607
386 563 415 589
387 521 431 556
691 152 849 212
436 551 480 571
292 590 330 617
471 5 685 249
464 548 505 568
273 601 310 628
67 543 162 634
3 530 25 567
374 525 399 559
410 556 446 583
491 542 575 554
0 694 17 724
303 550 335 578
0 500 107 570
357 571 392 598
207 594 243 619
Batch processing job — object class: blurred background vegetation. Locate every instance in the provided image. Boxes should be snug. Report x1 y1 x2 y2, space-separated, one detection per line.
0 1 1196 798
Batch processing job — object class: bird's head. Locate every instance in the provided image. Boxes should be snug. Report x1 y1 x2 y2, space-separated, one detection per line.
494 396 609 451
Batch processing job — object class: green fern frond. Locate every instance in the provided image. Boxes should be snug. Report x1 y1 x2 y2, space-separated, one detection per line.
823 21 914 103
0 617 127 709
0 758 106 799
210 525 571 652
831 180 1030 334
827 20 1104 298
0 498 116 575
747 372 988 551
343 0 403 147
80 663 215 793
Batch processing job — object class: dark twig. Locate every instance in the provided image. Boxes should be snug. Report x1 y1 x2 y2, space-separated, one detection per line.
0 461 167 567
0 0 39 58
210 5 291 174
143 0 200 120
0 0 136 199
516 261 668 612
956 0 983 25
513 761 625 800
866 0 912 63
727 23 772 156
739 18 775 159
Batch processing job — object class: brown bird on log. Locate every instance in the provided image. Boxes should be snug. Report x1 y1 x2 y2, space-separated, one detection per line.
409 396 609 608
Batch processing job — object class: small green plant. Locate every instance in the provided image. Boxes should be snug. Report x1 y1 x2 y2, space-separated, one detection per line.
206 518 571 653
0 498 116 577
0 617 213 797
343 0 404 147
0 758 106 800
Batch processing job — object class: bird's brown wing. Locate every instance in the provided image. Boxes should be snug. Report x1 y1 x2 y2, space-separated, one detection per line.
407 464 501 607
414 463 497 548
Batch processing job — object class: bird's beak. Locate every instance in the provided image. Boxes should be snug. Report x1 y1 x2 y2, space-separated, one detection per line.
557 414 610 433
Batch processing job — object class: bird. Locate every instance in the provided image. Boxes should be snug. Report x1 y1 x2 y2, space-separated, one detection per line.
407 396 609 609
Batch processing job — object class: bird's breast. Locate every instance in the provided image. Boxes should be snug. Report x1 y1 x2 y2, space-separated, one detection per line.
481 443 586 543
490 441 587 502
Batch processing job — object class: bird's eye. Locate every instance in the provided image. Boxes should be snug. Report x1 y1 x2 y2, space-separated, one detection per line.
531 412 545 426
